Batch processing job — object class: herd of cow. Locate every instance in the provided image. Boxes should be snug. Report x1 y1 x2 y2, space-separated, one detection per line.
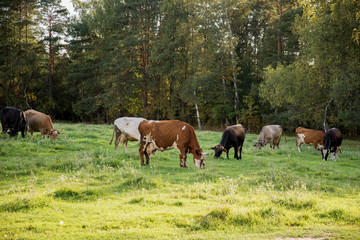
1 107 343 169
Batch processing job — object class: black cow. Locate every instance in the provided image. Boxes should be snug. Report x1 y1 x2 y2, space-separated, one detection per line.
321 128 342 161
211 124 246 160
0 107 27 137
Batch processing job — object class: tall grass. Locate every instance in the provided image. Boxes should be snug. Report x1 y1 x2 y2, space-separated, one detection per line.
0 123 359 239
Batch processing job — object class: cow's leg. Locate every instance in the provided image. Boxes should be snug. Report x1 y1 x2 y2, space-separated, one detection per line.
238 144 243 160
226 150 229 159
183 154 188 168
40 129 46 139
139 143 147 166
179 149 188 168
114 132 121 154
123 140 128 153
297 140 302 152
331 152 336 161
120 134 129 153
145 150 150 165
234 145 239 159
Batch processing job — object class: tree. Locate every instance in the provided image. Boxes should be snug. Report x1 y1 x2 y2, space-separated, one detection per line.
38 0 68 109
260 0 360 135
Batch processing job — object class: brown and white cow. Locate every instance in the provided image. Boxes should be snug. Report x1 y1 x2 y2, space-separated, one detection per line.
24 110 60 141
254 125 287 149
138 120 206 169
109 117 146 153
296 127 324 152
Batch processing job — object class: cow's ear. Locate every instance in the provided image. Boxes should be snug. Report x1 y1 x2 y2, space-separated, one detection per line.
210 147 215 150
223 149 228 152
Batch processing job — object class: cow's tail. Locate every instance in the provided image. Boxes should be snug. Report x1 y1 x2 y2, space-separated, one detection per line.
283 131 288 144
109 126 115 145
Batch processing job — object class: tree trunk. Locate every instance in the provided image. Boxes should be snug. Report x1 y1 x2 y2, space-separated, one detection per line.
48 14 53 99
221 53 230 126
225 6 239 123
194 91 201 130
277 1 283 55
323 98 333 131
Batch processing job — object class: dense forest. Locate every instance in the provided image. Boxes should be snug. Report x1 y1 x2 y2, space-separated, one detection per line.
1 0 359 135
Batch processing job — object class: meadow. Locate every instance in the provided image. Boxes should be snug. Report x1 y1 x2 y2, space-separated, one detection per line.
0 123 359 240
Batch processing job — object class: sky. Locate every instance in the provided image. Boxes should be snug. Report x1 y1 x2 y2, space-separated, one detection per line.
61 0 76 16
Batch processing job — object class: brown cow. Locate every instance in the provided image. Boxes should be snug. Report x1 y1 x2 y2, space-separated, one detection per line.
138 120 206 169
24 110 60 141
254 125 287 149
296 127 324 152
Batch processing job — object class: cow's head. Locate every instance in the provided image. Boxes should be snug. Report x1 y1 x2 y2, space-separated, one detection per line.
253 141 264 148
8 128 18 137
49 129 61 141
211 144 227 158
321 148 330 161
194 148 207 169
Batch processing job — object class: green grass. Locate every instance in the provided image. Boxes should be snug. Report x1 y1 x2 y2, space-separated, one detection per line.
0 123 359 239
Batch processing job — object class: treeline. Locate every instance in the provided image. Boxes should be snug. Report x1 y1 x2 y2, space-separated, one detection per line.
1 0 359 135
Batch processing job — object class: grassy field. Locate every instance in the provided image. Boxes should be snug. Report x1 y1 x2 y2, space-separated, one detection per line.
0 123 359 240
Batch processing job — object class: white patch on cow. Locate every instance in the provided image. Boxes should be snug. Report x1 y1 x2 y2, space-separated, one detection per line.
318 144 324 148
298 133 305 143
143 133 154 151
182 126 186 131
194 158 201 169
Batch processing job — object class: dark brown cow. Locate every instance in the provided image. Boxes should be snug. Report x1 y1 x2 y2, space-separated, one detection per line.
0 107 26 137
322 128 343 161
211 124 246 160
24 110 60 141
138 120 206 169
295 127 325 152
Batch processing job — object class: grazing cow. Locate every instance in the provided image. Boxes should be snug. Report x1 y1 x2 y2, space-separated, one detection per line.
24 110 60 141
109 117 146 153
322 128 342 161
254 125 287 149
138 120 206 169
211 124 246 160
296 127 325 152
0 107 26 137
